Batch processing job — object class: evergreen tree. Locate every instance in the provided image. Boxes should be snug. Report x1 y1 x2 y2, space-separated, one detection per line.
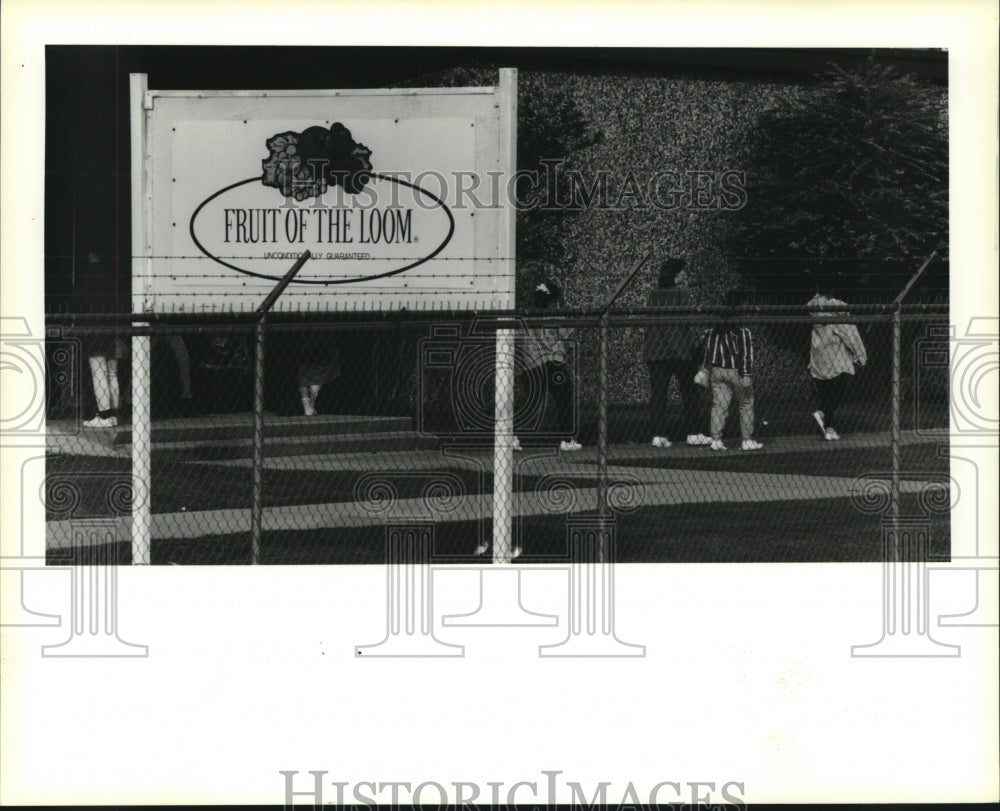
732 55 948 299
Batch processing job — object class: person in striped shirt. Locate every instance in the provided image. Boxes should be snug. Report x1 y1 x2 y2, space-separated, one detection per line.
701 293 763 451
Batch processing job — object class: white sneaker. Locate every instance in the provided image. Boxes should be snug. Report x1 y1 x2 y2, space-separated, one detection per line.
812 410 825 433
686 433 712 445
825 427 840 441
651 436 671 448
560 439 583 452
511 436 522 451
741 439 764 451
474 542 521 559
302 398 316 416
710 439 727 451
83 415 116 428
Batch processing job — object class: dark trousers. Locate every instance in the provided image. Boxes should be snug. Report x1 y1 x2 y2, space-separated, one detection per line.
812 374 850 430
521 361 574 439
647 358 703 439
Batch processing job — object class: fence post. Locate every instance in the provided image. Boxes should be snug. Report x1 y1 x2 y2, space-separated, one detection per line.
889 249 937 529
597 313 610 553
131 330 152 565
594 252 650 563
251 316 266 564
130 73 152 566
891 304 901 535
493 327 515 564
249 250 311 564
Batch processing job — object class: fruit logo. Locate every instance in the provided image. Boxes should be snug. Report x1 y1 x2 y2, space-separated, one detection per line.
261 123 373 200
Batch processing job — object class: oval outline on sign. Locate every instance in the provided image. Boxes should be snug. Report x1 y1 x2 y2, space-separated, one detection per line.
189 172 456 285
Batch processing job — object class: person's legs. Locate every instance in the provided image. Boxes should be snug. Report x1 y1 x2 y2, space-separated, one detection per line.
166 335 193 400
647 360 672 441
84 355 118 427
677 358 708 440
546 361 575 441
823 374 850 431
709 367 734 441
299 386 314 416
815 374 850 439
89 355 112 412
297 363 325 416
106 358 119 410
810 376 839 435
298 382 323 416
735 377 755 440
813 376 841 436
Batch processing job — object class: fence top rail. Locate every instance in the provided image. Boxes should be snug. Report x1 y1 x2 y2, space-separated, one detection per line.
51 314 951 337
45 302 947 326
48 308 948 336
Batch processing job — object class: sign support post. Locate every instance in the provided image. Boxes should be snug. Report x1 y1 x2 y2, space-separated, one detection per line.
493 68 517 564
130 73 152 565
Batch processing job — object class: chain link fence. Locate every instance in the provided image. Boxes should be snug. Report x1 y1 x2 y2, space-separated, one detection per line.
44 303 950 566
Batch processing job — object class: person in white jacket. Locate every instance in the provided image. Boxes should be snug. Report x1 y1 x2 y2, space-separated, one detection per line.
807 290 868 441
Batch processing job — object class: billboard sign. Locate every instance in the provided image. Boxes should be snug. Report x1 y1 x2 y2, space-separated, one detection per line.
134 76 516 312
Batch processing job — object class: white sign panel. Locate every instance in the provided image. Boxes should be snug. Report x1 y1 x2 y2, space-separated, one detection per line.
134 76 516 312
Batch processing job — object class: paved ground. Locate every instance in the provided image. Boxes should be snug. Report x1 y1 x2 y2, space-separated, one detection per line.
46 428 949 550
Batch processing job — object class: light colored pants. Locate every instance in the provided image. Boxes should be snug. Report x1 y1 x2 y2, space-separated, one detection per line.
710 366 755 440
88 355 119 413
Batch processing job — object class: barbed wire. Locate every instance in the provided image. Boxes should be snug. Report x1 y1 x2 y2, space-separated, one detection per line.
47 252 949 263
